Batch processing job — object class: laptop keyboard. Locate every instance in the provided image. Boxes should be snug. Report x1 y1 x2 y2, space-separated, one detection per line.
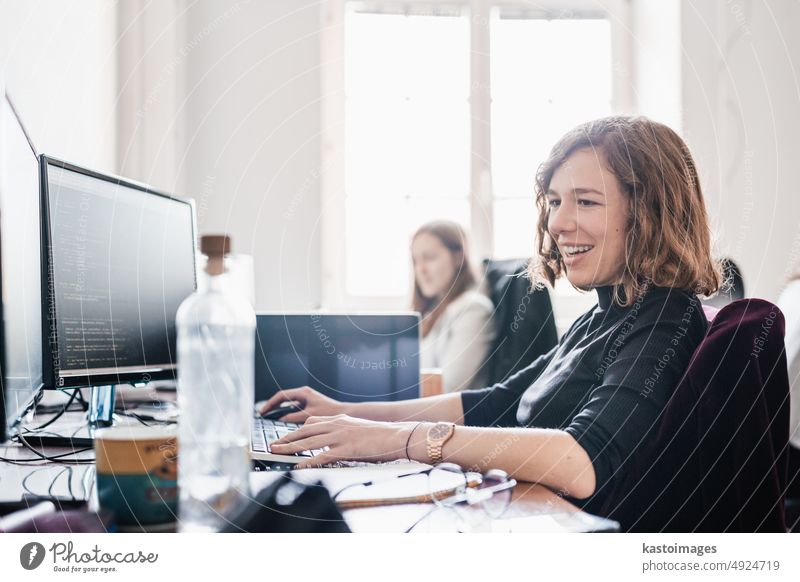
251 417 324 458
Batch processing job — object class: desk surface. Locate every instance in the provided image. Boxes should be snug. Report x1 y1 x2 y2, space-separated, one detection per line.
250 460 589 533
344 477 586 533
2 393 615 533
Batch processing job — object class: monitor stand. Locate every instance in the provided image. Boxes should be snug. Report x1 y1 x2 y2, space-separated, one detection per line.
19 385 117 448
87 385 116 427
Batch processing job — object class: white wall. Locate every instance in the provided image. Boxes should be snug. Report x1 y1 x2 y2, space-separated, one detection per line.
620 0 800 303
114 0 800 311
631 0 682 132
117 0 324 311
0 0 118 174
680 0 800 302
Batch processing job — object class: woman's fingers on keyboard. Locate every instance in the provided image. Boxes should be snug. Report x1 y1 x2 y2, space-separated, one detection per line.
279 411 308 423
304 414 348 425
271 434 330 454
294 452 338 470
272 420 330 445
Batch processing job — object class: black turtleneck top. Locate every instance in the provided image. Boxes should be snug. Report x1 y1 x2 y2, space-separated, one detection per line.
460 285 707 508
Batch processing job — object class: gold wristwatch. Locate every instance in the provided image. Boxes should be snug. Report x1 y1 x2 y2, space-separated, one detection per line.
426 422 456 465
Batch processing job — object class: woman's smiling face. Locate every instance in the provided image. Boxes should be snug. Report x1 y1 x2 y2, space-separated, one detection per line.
545 148 630 289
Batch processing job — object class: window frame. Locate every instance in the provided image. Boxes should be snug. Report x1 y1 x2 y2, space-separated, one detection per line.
320 0 632 311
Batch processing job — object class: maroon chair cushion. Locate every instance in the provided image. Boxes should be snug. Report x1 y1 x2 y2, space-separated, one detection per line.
600 299 790 532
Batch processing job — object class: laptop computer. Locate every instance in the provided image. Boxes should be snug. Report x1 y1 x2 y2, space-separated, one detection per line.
250 312 421 465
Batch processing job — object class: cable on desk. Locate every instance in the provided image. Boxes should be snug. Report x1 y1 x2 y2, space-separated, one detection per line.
115 410 175 426
10 434 94 464
17 463 82 505
29 388 83 431
80 464 94 502
47 467 69 499
115 411 152 427
1 432 91 465
31 402 84 415
0 455 59 466
20 465 69 501
47 466 76 501
21 467 43 498
62 465 77 502
75 388 89 410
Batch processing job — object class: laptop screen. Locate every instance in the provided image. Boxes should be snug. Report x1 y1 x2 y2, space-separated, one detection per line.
255 313 421 403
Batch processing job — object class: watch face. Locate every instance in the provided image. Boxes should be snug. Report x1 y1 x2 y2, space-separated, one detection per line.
430 423 452 440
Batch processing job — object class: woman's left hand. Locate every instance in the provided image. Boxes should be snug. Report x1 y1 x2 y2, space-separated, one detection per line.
270 415 419 469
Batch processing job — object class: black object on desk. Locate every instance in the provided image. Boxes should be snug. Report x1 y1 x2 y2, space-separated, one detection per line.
259 401 304 421
223 473 350 533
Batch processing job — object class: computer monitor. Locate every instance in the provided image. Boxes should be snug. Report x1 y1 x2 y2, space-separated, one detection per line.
0 194 4 445
255 313 421 403
0 92 45 442
39 156 197 424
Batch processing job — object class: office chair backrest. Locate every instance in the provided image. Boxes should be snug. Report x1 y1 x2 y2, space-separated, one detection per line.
482 259 558 384
601 298 790 532
701 257 745 308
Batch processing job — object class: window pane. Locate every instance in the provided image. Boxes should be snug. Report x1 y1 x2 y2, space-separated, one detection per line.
345 198 409 297
345 197 469 297
345 9 469 100
493 197 538 260
345 96 469 199
491 15 613 257
344 8 470 297
405 197 470 237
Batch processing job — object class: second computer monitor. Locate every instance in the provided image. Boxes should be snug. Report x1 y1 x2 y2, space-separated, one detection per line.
255 313 421 403
40 156 197 389
1 92 44 439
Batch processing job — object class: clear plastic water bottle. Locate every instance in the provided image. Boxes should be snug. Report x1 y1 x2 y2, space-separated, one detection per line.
176 235 256 532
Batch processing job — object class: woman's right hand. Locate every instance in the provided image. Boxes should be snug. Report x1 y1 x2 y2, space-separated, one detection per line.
258 386 347 423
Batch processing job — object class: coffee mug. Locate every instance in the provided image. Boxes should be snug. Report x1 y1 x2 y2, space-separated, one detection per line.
95 426 178 526
420 368 444 397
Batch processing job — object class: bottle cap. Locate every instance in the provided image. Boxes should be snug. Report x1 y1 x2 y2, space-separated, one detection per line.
200 235 231 257
201 235 231 276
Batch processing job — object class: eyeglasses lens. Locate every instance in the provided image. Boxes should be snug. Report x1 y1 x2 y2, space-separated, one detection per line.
478 469 512 518
428 463 467 507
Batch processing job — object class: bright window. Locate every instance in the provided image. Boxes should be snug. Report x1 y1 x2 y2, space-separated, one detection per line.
344 7 470 297
491 14 613 259
330 0 625 313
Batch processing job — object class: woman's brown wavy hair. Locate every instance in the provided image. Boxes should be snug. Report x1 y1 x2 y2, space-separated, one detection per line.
529 116 722 306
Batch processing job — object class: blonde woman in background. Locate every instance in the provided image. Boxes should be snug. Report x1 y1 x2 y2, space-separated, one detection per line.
410 221 495 392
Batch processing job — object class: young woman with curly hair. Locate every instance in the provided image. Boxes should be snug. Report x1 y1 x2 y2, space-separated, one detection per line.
262 116 722 510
